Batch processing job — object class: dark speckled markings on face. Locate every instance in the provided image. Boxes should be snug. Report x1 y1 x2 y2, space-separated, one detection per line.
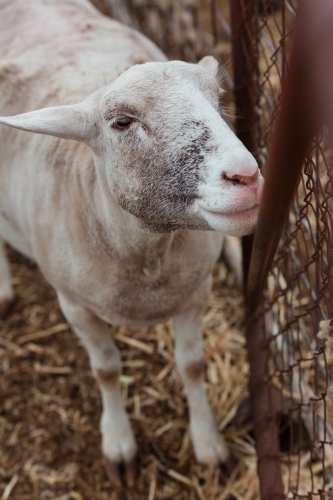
116 120 213 233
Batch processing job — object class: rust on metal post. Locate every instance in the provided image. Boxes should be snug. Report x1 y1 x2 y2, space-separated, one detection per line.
229 0 257 284
229 0 257 155
247 302 284 500
230 2 284 499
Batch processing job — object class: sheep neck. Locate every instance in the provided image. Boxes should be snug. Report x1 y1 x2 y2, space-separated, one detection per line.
92 163 176 276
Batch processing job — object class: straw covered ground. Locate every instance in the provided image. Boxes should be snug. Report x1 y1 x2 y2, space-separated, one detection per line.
0 248 260 500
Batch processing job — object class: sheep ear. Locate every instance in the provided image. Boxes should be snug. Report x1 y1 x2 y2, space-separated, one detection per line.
0 103 89 143
197 55 219 77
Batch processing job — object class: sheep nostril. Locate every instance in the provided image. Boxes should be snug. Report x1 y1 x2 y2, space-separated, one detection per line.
222 170 258 186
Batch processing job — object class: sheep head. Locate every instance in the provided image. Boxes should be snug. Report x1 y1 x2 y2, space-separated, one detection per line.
0 57 263 236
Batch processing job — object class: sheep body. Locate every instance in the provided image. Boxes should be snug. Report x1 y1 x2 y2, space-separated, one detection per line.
0 0 263 486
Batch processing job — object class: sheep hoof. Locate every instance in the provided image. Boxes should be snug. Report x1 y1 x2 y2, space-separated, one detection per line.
0 298 14 320
205 454 238 485
104 455 137 488
219 453 237 481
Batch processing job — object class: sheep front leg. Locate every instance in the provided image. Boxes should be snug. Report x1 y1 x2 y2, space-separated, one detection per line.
173 281 230 469
57 293 137 488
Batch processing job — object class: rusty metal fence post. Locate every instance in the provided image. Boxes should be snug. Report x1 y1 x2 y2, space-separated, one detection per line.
229 0 257 283
230 1 285 499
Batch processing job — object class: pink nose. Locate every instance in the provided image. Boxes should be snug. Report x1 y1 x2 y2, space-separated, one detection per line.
222 170 259 186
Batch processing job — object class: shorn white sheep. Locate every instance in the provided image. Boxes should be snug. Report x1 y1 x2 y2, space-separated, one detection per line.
0 0 263 487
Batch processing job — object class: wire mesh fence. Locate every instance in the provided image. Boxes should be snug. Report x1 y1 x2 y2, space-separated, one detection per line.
101 0 332 498
246 2 333 498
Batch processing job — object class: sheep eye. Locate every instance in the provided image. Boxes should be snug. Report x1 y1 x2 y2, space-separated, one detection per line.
112 117 133 130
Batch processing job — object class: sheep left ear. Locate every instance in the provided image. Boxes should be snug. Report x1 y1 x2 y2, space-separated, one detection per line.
197 56 219 77
0 103 89 143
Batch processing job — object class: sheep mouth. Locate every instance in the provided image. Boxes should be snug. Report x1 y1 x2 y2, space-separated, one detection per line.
199 204 259 220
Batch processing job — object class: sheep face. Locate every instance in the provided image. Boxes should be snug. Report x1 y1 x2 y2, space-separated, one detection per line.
99 59 263 236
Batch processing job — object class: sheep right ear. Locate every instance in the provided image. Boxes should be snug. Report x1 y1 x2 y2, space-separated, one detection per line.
0 103 90 143
198 56 219 77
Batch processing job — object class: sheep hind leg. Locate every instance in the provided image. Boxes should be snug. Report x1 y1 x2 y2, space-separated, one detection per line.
0 238 14 320
57 292 138 488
